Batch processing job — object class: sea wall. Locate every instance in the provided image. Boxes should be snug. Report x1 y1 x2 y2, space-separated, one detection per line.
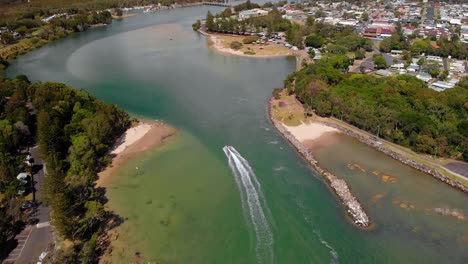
268 98 371 228
319 121 468 194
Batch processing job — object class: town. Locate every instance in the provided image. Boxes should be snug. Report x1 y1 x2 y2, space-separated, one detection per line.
196 0 467 91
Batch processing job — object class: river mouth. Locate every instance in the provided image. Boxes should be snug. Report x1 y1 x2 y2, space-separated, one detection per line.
5 5 468 264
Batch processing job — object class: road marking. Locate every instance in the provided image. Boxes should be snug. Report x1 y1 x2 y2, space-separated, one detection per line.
36 221 50 228
8 228 32 262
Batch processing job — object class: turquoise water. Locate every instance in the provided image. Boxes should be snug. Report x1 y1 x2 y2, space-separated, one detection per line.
6 5 468 263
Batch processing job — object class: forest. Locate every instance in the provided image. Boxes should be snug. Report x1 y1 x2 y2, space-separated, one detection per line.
0 76 131 262
0 0 206 22
286 57 468 161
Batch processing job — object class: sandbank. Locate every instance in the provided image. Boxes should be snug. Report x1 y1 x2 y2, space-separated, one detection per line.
97 120 175 186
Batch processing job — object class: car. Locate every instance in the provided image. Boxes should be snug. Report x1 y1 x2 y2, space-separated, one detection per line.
17 186 26 196
21 201 34 210
37 252 48 264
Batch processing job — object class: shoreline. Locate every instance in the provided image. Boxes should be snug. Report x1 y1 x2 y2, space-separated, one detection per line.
96 119 176 187
201 30 307 70
96 119 176 261
268 97 371 228
270 90 467 195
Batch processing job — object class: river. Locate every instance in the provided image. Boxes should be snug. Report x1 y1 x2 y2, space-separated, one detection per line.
5 5 468 264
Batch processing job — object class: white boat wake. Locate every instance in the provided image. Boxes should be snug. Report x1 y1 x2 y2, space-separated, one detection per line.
223 146 274 264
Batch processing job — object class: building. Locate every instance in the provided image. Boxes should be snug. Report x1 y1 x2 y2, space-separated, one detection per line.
239 9 268 20
429 81 455 92
375 69 393 77
416 72 432 82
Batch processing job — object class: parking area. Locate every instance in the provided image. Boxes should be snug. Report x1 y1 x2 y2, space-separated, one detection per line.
2 227 32 263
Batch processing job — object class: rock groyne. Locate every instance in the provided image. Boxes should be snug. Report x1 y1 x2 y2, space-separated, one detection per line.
268 99 371 228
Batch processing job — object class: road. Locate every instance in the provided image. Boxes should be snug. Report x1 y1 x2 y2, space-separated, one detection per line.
3 147 51 264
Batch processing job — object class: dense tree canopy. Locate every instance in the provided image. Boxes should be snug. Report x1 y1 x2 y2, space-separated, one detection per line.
0 77 131 261
287 58 468 161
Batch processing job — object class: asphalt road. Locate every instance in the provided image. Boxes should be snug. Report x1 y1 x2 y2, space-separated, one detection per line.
3 147 51 264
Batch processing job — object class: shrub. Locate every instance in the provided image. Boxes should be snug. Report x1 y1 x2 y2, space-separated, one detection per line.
272 88 282 99
230 41 243 50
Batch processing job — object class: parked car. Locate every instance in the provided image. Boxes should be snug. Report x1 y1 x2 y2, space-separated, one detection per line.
37 252 48 264
21 201 34 210
17 186 26 196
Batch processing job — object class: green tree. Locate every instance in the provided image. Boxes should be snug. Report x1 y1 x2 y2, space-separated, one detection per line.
305 34 324 48
373 54 387 69
205 11 215 31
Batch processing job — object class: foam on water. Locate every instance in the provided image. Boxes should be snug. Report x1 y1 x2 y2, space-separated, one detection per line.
223 146 274 264
296 199 340 264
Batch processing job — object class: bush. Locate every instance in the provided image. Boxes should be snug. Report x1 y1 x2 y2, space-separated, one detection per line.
230 41 243 50
243 36 259 44
272 88 282 99
192 20 201 31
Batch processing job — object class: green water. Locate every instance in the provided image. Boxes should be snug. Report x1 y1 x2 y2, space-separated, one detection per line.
5 5 468 264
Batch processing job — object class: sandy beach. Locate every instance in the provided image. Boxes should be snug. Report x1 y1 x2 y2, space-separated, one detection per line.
96 120 176 186
284 122 339 142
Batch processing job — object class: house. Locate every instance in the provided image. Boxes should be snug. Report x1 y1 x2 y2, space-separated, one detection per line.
416 72 432 82
375 69 393 77
407 63 420 73
390 63 405 70
426 55 443 63
429 81 455 92
363 27 378 38
390 50 403 56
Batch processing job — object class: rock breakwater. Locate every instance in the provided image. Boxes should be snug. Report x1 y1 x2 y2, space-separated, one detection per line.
268 98 371 228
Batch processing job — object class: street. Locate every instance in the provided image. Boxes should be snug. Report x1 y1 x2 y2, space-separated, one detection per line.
2 147 51 264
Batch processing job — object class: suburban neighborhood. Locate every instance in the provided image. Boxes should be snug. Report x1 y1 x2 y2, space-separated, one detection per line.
196 0 467 91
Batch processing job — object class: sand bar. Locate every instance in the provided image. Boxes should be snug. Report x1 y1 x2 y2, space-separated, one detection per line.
97 120 176 186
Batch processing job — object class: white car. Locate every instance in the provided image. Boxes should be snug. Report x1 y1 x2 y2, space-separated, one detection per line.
37 252 47 264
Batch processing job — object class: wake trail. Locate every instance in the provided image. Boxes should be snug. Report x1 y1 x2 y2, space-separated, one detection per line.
223 146 274 264
297 200 339 264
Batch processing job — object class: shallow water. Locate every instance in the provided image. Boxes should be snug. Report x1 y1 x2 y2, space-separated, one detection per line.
6 5 468 264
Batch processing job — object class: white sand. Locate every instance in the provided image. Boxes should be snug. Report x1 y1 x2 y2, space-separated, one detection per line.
284 122 339 142
111 122 153 155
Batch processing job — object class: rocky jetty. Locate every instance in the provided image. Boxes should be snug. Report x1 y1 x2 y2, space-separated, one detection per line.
268 99 371 228
319 121 468 194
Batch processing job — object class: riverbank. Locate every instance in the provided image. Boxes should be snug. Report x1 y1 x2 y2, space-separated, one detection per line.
271 90 468 194
0 13 138 70
268 95 371 228
97 119 176 187
97 119 175 262
202 31 308 70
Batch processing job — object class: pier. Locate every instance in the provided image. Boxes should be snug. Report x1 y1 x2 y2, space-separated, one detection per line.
202 1 232 7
